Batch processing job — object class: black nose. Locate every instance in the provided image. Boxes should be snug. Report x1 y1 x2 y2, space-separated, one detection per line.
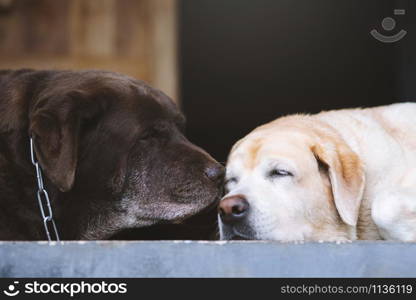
204 163 225 184
218 195 249 224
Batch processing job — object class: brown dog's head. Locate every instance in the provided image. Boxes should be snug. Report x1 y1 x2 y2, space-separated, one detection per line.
27 70 223 239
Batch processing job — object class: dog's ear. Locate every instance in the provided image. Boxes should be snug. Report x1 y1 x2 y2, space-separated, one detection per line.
311 140 365 226
29 91 99 192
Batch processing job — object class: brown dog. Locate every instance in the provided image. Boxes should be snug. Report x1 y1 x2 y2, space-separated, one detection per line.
0 69 224 240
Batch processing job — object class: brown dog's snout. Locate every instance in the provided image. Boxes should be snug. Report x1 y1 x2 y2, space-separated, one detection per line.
204 163 225 185
218 195 249 224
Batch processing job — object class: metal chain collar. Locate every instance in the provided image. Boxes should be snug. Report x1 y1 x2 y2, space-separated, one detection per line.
30 137 60 242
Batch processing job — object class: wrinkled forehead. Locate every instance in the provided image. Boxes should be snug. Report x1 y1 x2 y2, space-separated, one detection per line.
228 130 313 172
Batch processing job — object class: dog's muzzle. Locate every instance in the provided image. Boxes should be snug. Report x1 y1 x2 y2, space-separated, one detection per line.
218 194 249 224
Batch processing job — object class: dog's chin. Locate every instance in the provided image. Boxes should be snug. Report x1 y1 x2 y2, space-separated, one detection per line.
220 225 256 241
165 196 220 224
230 234 253 240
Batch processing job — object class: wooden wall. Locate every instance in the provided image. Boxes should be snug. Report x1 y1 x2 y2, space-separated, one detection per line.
0 0 179 101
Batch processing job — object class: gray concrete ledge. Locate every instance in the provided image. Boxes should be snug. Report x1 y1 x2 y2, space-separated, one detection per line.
0 241 415 277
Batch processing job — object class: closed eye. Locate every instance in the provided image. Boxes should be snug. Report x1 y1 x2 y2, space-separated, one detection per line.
267 169 293 178
140 123 170 140
225 177 238 185
140 128 160 140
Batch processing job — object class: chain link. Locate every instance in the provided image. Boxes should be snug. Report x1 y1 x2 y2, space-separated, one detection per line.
30 137 60 242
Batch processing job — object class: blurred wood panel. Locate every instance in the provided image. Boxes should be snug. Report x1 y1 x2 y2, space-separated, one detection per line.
148 0 178 103
115 0 151 58
0 0 178 101
0 56 149 80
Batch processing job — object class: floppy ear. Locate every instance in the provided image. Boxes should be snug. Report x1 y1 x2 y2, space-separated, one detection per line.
311 140 365 226
29 92 85 192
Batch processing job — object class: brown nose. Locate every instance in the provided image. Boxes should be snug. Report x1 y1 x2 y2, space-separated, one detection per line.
204 163 225 185
218 195 249 224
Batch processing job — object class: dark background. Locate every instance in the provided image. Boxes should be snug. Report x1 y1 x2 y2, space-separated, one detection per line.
122 0 416 240
180 0 416 163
